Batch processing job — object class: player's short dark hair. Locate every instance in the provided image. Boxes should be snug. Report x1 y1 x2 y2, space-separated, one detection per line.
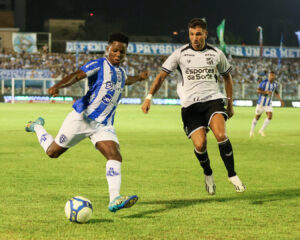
108 32 129 46
269 70 276 74
188 18 207 29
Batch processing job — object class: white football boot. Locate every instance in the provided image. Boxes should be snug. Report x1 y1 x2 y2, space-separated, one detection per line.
205 174 216 195
258 130 265 137
228 175 246 192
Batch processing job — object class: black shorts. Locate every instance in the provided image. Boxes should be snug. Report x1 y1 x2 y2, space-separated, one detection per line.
181 99 228 138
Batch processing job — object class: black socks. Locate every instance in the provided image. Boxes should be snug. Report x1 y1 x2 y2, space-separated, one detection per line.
194 150 213 176
218 139 236 177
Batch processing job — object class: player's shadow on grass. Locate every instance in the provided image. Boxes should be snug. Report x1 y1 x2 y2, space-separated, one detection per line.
123 188 300 218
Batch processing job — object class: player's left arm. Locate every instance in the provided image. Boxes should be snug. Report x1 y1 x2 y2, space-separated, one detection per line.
274 90 285 107
125 71 149 85
48 70 87 97
218 50 234 118
223 72 234 118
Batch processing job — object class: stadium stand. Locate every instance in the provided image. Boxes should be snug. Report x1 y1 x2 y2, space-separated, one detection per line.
0 50 299 99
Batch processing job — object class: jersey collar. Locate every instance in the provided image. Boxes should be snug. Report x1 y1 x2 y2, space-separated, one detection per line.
189 43 208 52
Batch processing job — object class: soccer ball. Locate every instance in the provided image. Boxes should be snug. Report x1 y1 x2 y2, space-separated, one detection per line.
65 196 93 223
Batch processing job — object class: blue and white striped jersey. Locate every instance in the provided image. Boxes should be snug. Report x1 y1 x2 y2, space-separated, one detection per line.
257 79 278 107
73 57 126 125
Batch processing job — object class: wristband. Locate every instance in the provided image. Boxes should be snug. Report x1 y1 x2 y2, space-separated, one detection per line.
146 94 152 100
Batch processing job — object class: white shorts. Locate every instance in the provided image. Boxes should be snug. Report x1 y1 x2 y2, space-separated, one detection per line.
255 104 273 115
55 110 119 148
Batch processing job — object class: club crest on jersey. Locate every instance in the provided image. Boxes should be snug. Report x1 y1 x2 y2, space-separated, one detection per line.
59 134 67 144
187 59 191 64
105 81 114 90
206 58 214 65
102 94 113 104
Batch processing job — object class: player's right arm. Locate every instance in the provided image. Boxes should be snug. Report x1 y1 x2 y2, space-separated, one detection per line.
48 70 87 97
48 59 101 97
142 48 180 114
141 70 169 113
274 90 285 107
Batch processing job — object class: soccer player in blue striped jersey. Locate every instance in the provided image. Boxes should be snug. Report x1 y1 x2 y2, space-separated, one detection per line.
25 32 149 213
250 71 285 137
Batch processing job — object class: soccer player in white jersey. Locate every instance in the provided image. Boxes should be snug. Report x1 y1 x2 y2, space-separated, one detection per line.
250 71 285 137
142 18 245 194
25 33 149 212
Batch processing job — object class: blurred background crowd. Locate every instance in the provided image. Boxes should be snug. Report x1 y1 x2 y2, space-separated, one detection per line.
1 50 299 99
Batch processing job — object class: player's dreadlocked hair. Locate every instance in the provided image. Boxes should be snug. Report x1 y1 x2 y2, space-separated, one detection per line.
188 18 207 30
108 32 129 46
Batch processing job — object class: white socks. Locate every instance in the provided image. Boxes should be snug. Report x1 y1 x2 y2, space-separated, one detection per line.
34 124 54 153
106 160 121 202
251 118 271 132
260 118 271 131
250 118 257 132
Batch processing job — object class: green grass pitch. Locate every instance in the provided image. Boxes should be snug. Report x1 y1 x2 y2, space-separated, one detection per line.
0 103 299 240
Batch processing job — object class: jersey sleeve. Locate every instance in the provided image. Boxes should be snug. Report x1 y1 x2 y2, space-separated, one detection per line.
121 67 127 80
80 60 101 77
161 49 180 74
258 80 266 90
217 51 232 76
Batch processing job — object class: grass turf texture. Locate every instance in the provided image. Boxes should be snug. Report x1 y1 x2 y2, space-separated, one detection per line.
0 103 299 240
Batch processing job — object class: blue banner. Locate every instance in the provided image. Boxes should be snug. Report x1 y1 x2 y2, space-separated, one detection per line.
0 69 52 80
66 41 182 56
66 41 300 58
226 45 300 58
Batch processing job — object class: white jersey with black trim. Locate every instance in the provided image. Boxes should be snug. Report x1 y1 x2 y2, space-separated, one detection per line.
162 43 232 108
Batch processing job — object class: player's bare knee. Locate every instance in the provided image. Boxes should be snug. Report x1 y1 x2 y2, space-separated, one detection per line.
46 143 65 158
101 147 122 161
215 133 227 142
46 149 61 158
112 150 122 162
194 140 207 152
